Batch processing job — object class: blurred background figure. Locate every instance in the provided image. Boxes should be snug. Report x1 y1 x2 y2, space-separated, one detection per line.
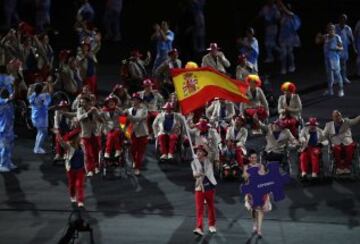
103 0 123 42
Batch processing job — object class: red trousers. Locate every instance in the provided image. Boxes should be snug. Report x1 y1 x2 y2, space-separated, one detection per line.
147 111 159 135
195 190 216 230
131 134 148 169
235 147 245 168
67 169 85 203
158 134 178 155
85 75 97 95
299 146 321 174
332 143 356 170
280 117 298 137
82 136 101 172
105 129 122 155
55 133 66 156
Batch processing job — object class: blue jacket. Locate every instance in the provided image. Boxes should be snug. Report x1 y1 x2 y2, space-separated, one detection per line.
28 92 52 128
0 98 14 141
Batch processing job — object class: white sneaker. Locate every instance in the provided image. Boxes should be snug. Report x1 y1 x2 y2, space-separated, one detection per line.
160 154 168 160
301 172 307 177
193 228 204 236
104 152 110 158
281 68 287 75
338 89 344 97
34 148 46 154
54 154 61 160
209 226 217 233
87 171 94 177
323 89 334 96
134 169 141 176
0 166 10 172
114 150 121 158
288 66 296 73
70 197 76 203
9 163 17 170
336 168 343 175
78 202 84 208
311 172 318 178
94 168 100 174
343 168 351 174
167 153 174 159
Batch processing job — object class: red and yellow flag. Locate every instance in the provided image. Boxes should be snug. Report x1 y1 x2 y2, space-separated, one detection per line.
118 115 132 139
171 67 249 114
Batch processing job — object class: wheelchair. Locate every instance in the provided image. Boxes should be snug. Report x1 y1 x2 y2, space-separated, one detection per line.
155 134 185 164
260 146 294 175
327 141 360 181
217 142 246 181
296 145 332 184
100 131 133 179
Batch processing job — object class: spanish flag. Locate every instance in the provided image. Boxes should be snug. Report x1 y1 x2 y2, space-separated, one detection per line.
171 67 249 114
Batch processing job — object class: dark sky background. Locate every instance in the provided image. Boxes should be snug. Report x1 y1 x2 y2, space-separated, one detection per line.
1 0 359 62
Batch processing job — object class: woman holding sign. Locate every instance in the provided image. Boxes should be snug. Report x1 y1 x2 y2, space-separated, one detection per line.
243 149 272 238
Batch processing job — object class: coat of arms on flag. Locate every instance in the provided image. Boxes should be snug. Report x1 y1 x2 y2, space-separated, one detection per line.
182 72 199 96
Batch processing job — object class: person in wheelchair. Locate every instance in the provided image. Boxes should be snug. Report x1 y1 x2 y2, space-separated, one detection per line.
257 118 298 169
206 98 235 142
53 100 77 160
240 74 269 133
224 115 248 171
101 95 123 159
152 102 184 160
220 140 242 178
323 110 360 175
278 81 302 138
299 117 328 178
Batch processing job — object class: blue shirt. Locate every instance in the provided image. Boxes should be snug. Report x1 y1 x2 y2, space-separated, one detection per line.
0 98 13 135
308 131 318 146
70 148 85 170
324 34 343 61
156 30 174 54
273 131 281 140
28 92 52 128
335 24 353 60
0 74 15 95
279 15 301 46
240 37 259 66
163 114 174 132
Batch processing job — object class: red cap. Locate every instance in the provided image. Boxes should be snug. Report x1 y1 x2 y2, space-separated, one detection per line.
104 95 118 105
194 144 209 156
59 49 71 61
130 49 143 58
306 117 319 126
112 84 124 92
162 102 173 110
58 100 70 108
132 92 143 101
168 48 179 56
142 79 153 87
18 22 34 36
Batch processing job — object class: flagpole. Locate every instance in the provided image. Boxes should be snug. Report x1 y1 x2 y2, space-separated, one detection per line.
180 114 196 159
